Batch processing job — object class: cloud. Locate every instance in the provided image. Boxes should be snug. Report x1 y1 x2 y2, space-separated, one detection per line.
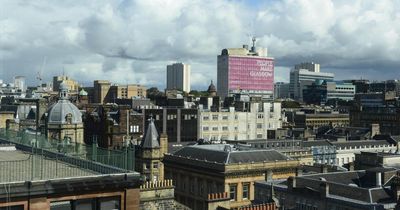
0 0 399 90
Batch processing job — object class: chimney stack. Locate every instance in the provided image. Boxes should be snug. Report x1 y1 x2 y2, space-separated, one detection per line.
376 172 382 187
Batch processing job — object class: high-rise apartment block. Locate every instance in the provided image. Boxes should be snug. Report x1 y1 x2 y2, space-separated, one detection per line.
53 75 80 92
166 63 191 92
217 39 274 99
93 80 146 104
289 62 334 101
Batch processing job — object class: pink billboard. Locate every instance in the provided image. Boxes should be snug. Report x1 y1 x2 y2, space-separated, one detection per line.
228 56 274 91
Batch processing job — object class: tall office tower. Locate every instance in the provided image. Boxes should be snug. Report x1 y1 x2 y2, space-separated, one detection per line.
217 38 274 99
13 76 26 92
53 75 80 92
289 62 334 101
166 63 191 92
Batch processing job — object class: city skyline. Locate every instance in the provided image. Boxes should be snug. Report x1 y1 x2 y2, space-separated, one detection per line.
0 0 399 90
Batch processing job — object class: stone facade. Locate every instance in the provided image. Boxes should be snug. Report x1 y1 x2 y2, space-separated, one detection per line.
139 180 189 210
135 118 168 182
164 145 299 210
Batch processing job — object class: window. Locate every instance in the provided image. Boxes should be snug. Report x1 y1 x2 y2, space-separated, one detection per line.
75 198 95 210
212 115 218 120
257 134 263 139
50 197 121 210
153 162 158 169
98 196 121 210
144 163 150 170
212 127 218 131
257 124 262 129
229 184 237 201
130 125 139 133
203 127 209 131
190 181 195 193
0 206 24 210
242 183 250 200
203 116 209 120
222 126 228 131
199 183 204 195
50 201 72 210
222 116 229 120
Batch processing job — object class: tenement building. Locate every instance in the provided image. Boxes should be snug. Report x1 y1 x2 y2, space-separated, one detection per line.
93 80 146 104
163 144 299 210
142 107 198 143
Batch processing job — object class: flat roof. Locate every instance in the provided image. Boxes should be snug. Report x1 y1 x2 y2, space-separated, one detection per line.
0 150 98 183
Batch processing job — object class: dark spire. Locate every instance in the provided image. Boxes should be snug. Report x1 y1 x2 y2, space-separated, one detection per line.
141 117 160 148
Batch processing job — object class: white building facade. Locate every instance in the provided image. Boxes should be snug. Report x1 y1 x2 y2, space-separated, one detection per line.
198 102 283 141
166 63 191 92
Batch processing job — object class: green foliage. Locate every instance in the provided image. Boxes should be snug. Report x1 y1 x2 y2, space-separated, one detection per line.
189 90 209 97
146 87 164 100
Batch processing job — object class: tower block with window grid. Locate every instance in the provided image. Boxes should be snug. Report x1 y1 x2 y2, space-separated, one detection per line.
135 117 168 182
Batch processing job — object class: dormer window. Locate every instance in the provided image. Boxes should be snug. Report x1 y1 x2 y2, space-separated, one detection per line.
65 113 73 124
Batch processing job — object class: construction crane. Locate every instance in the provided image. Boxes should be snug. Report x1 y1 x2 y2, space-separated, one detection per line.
37 56 46 87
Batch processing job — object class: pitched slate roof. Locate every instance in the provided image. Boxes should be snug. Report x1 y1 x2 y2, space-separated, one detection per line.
172 144 291 164
141 118 160 148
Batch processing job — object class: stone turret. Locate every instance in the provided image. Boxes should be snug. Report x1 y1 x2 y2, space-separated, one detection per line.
136 117 168 182
207 80 217 97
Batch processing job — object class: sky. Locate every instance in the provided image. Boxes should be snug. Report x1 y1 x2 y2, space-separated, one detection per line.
0 0 399 90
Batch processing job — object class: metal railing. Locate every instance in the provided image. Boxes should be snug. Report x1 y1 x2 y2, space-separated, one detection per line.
0 129 136 182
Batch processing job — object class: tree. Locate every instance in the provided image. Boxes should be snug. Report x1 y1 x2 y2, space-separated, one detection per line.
146 87 164 100
189 90 209 97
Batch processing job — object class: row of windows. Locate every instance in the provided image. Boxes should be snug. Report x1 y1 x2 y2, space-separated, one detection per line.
143 162 159 170
229 183 250 201
203 126 230 131
151 114 197 121
253 142 302 148
50 196 120 210
203 115 237 121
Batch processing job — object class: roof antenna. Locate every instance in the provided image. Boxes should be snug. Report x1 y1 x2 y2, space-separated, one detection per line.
251 37 256 52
